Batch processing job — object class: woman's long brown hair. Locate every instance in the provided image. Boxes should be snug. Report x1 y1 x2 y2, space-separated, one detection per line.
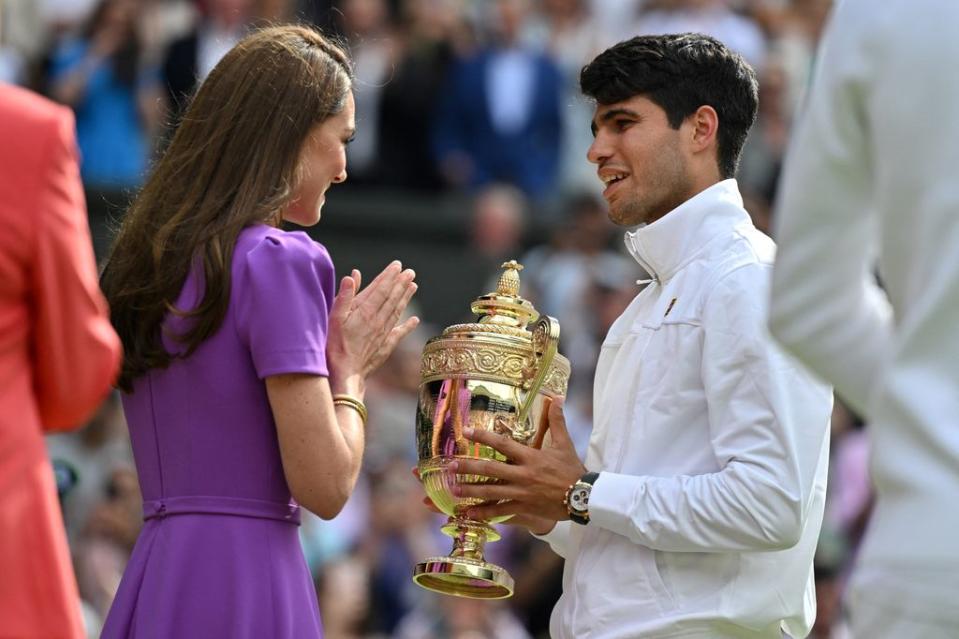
101 25 353 392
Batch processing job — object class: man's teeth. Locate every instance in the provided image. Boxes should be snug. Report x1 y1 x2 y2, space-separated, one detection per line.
603 174 627 185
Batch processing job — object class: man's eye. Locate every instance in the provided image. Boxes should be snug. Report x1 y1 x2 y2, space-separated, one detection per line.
615 120 633 131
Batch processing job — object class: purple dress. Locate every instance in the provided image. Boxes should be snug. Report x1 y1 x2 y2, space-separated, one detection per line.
102 225 335 638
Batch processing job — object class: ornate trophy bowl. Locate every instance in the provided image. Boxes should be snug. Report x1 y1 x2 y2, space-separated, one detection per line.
412 261 570 599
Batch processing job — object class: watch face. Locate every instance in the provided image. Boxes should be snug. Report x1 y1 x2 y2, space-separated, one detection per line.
569 485 590 514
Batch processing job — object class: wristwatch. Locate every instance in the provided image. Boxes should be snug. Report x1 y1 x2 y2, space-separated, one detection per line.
564 471 599 525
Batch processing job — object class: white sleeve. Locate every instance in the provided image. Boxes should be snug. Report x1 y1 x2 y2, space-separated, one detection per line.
768 0 892 418
532 520 573 559
588 266 832 552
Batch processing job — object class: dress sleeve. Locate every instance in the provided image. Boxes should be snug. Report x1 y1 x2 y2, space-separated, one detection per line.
235 232 336 379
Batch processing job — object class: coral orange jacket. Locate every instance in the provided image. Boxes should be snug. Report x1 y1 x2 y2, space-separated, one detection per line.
0 83 122 638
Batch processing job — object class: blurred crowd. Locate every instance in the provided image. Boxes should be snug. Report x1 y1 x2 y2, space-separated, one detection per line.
0 0 873 636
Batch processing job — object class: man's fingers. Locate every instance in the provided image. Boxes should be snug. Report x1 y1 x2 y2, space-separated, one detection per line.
421 496 442 514
464 500 523 521
453 480 525 502
451 457 524 483
545 397 574 449
462 427 529 462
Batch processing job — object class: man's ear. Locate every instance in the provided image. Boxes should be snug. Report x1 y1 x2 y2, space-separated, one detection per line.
688 105 719 155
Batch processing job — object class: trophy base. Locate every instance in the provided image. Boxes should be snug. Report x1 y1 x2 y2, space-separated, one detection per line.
412 556 514 599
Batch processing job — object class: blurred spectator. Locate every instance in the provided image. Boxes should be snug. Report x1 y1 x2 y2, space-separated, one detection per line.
520 192 637 400
507 525 564 638
637 0 767 68
765 0 832 120
73 467 142 624
808 401 870 639
394 596 532 639
338 0 396 183
361 458 445 635
562 264 639 447
295 0 338 31
375 0 465 190
161 0 253 122
41 0 101 29
463 183 529 298
316 554 374 639
47 392 134 542
589 0 646 43
738 56 791 231
0 81 122 639
256 0 296 22
48 0 163 190
299 475 373 574
523 0 610 195
364 318 430 471
0 0 44 84
433 0 563 201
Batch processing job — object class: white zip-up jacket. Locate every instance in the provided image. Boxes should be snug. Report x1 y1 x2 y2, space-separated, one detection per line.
539 180 832 638
769 0 959 623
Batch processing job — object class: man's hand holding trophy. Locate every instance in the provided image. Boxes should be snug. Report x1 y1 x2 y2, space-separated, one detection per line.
411 260 575 599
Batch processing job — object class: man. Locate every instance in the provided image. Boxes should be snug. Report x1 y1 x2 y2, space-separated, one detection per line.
162 0 252 124
431 0 564 200
451 34 832 638
0 82 122 637
768 1 959 635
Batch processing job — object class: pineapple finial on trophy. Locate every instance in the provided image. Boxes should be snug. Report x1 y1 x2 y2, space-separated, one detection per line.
468 260 537 328
497 260 523 296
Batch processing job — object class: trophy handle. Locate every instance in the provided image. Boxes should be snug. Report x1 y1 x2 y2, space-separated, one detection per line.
517 315 560 428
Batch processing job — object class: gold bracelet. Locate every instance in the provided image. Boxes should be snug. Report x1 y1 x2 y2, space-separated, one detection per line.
332 394 368 426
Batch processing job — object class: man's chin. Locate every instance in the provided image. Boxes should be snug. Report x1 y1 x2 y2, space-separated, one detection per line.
607 201 642 228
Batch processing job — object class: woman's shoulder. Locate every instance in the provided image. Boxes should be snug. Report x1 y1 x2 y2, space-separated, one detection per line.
236 224 333 270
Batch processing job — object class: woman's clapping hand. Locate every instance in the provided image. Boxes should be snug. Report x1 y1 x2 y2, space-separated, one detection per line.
326 261 419 392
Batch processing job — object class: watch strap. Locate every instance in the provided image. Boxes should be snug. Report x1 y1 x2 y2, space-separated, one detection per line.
565 471 600 525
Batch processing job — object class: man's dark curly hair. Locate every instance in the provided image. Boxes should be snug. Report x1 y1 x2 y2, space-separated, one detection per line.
580 33 758 179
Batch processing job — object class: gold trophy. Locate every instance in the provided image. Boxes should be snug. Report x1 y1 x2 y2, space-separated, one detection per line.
412 260 570 599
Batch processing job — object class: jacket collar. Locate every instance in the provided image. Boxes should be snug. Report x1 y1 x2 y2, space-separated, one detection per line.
624 179 751 282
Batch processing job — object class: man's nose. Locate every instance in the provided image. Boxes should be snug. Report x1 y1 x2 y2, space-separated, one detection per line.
587 133 610 165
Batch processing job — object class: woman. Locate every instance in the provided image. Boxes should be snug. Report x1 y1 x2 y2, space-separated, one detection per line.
99 25 418 637
49 0 162 190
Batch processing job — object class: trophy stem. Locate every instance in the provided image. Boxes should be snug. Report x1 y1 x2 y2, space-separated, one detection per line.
412 517 513 599
443 517 498 562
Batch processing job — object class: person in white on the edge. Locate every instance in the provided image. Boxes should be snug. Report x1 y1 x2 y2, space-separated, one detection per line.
768 1 959 636
447 34 833 639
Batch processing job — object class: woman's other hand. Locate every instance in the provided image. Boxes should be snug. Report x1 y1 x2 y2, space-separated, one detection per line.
326 260 418 394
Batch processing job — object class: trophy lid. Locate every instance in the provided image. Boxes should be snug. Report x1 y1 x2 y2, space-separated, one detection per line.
445 260 538 334
423 259 569 398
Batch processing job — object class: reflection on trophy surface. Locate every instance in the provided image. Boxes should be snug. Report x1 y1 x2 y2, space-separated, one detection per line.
412 260 570 599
